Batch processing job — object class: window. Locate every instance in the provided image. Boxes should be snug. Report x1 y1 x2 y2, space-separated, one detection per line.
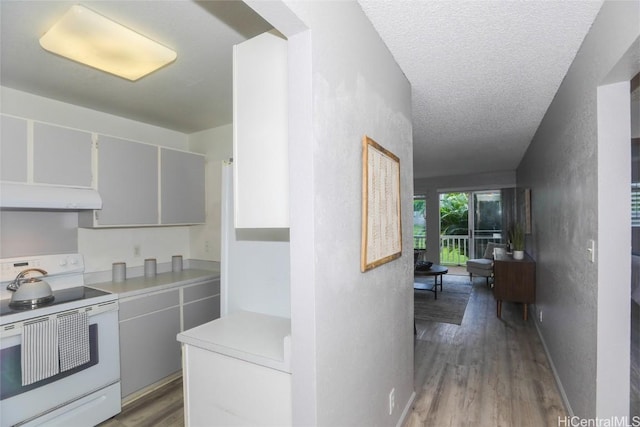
413 196 426 249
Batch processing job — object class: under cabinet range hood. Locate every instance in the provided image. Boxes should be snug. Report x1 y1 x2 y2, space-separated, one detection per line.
0 183 102 210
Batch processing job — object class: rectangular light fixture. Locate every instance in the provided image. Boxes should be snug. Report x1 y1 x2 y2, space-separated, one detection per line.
39 5 177 81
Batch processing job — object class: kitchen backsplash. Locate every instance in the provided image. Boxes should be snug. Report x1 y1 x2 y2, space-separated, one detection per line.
0 210 78 258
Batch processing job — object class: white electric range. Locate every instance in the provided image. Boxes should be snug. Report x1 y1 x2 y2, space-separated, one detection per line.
0 253 121 427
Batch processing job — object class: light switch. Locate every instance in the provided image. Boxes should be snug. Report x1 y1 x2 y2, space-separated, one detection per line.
587 239 595 263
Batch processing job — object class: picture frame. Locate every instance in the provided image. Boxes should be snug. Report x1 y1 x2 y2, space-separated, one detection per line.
361 135 402 272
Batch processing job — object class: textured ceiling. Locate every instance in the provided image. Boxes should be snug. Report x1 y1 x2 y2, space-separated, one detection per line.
2 1 606 179
0 1 272 133
358 0 604 179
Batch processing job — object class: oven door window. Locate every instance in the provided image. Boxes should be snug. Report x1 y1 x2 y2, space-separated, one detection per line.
0 324 99 400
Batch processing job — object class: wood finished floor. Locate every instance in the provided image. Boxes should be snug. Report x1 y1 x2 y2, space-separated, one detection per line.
98 377 184 427
100 275 583 427
404 275 567 427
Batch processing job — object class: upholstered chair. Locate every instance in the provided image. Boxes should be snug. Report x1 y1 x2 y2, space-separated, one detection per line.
466 242 508 286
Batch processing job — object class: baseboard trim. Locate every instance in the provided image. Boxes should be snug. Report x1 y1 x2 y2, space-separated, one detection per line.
533 308 574 417
396 390 417 427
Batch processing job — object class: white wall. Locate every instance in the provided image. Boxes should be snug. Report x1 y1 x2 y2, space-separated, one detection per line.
1 87 188 150
251 2 414 425
220 164 291 318
596 80 631 419
189 124 233 262
517 1 639 418
78 226 191 273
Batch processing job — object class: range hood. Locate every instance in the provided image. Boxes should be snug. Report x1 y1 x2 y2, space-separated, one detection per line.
0 183 102 210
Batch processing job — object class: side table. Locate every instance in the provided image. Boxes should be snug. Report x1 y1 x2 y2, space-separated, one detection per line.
414 265 448 300
493 253 536 320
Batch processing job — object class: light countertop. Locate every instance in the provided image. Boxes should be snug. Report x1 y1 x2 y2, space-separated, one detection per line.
89 269 220 299
177 310 291 373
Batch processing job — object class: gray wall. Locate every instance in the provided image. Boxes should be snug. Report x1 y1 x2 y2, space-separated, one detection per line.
517 1 639 418
254 1 415 425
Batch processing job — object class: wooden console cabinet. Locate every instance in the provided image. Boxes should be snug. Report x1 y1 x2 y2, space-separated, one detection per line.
493 253 536 320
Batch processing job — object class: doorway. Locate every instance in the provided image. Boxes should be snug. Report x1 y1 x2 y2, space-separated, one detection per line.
630 72 639 420
439 190 503 266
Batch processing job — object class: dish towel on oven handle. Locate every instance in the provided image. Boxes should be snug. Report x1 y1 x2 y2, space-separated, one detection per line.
21 317 60 386
58 310 90 372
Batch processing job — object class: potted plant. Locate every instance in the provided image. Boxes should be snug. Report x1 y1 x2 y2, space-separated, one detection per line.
509 223 525 260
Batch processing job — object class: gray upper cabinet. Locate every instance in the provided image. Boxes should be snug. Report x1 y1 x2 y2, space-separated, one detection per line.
160 148 205 225
0 115 28 183
33 123 92 187
79 136 205 228
85 136 158 226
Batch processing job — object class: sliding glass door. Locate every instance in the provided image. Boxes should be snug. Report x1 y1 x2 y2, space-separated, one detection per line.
439 190 503 265
470 190 503 259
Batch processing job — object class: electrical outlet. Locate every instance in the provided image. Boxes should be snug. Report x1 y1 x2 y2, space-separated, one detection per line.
388 388 395 415
133 245 141 258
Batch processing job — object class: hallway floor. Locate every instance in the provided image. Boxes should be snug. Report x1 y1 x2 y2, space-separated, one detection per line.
102 273 567 427
404 274 567 426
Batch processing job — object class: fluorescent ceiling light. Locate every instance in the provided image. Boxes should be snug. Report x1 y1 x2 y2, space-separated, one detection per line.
39 5 177 81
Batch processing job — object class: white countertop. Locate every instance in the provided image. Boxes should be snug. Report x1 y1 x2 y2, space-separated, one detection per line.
89 269 220 299
177 310 291 373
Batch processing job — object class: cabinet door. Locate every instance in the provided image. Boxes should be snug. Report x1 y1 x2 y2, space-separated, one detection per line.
33 123 93 187
95 136 158 226
119 306 181 398
183 279 220 304
494 259 536 303
183 295 221 331
233 30 288 228
0 115 28 183
160 148 205 224
493 261 512 300
183 280 220 331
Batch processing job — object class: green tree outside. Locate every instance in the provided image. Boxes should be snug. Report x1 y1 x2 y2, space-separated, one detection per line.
440 193 468 235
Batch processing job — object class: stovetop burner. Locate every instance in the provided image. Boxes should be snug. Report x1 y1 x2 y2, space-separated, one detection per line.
8 294 55 310
0 287 110 317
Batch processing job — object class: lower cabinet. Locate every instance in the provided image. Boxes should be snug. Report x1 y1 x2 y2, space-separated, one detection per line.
119 305 181 397
178 311 292 426
118 278 220 399
184 296 220 331
183 279 221 331
183 345 291 426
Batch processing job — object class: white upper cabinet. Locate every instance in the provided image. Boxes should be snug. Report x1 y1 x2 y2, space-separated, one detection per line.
160 148 205 225
233 30 288 228
33 122 93 187
0 115 28 183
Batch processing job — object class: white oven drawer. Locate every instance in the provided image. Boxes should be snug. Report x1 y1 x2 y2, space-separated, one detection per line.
20 382 121 427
